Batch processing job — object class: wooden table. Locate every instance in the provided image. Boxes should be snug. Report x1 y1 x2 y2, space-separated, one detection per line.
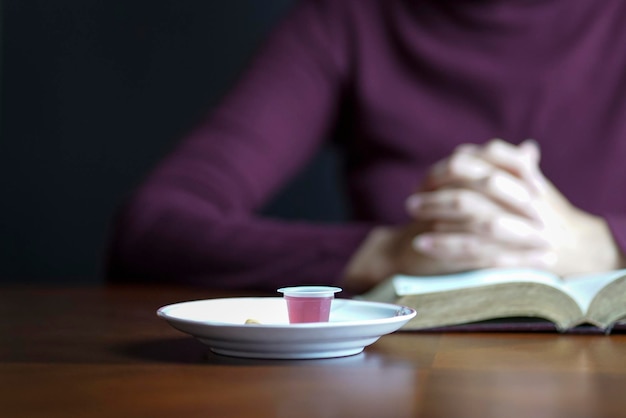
1 285 626 418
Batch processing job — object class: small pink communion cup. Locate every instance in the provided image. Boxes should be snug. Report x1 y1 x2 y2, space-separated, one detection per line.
277 286 342 324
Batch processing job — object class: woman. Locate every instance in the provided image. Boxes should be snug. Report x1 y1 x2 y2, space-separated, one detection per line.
107 0 626 293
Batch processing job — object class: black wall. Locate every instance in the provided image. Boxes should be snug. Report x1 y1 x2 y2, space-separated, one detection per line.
1 0 346 284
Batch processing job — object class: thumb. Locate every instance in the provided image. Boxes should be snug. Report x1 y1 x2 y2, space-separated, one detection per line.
519 139 548 195
520 139 541 165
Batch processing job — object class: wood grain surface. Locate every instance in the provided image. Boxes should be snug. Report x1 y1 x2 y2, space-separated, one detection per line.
1 286 625 418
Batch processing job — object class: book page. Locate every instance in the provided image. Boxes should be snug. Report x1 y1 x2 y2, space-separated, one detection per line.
391 268 626 315
393 268 563 295
560 269 626 314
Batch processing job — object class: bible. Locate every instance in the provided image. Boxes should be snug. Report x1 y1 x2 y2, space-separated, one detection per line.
360 268 626 333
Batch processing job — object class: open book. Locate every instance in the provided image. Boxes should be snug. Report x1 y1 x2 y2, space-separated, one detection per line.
360 268 626 333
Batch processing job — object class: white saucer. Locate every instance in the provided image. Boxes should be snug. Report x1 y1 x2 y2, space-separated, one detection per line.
157 297 416 359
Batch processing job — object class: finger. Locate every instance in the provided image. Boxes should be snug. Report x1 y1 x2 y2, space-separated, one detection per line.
431 214 549 248
417 140 544 220
425 139 531 188
519 139 540 165
477 170 540 220
425 151 495 191
478 139 533 175
410 233 489 272
455 143 480 154
413 232 556 269
519 139 552 196
475 139 544 195
491 249 557 270
409 174 540 222
406 189 503 222
413 233 501 261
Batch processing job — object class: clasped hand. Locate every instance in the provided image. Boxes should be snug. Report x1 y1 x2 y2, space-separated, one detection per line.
404 139 618 277
343 139 622 293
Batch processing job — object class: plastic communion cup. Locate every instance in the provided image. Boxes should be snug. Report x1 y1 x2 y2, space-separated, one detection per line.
277 286 342 324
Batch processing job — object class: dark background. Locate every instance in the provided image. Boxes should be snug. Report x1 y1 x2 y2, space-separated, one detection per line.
1 0 347 284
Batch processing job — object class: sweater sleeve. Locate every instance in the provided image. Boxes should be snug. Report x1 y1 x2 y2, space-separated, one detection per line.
107 0 374 290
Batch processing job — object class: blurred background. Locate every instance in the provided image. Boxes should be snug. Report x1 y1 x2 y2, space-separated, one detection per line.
1 0 347 284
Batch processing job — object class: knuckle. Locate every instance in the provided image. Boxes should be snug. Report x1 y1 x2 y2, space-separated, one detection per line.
460 235 481 255
481 173 502 195
484 138 507 154
477 219 497 236
447 154 464 176
452 190 477 212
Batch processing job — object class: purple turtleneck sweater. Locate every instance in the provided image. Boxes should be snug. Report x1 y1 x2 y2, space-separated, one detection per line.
107 0 626 289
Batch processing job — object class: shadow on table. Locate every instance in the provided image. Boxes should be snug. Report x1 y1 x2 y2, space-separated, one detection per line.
119 337 398 367
119 337 210 364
